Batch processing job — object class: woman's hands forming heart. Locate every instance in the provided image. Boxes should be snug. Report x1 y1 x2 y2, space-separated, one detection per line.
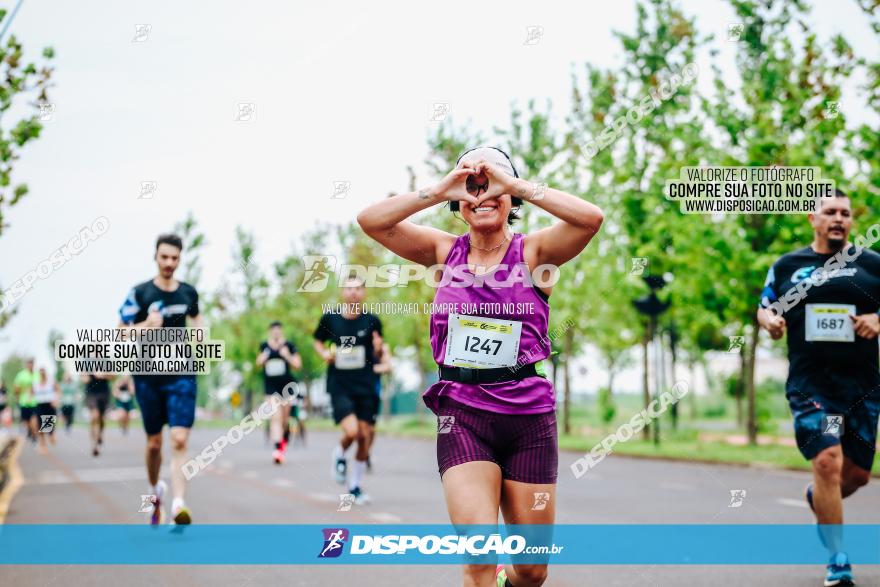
430 159 519 209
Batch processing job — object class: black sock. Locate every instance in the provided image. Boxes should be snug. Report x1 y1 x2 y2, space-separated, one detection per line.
274 442 281 450
283 428 290 442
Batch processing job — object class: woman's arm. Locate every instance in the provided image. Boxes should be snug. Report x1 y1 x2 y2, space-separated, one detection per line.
357 165 480 267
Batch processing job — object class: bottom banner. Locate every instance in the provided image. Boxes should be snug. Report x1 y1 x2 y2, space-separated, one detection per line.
1 524 878 565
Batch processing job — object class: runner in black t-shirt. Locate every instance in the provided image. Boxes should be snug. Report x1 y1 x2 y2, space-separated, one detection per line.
83 372 112 456
757 190 880 587
256 321 301 464
118 233 202 526
313 276 384 504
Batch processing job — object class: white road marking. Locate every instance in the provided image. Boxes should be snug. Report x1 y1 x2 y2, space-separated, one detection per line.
777 498 808 509
369 512 402 523
308 492 338 503
272 478 295 488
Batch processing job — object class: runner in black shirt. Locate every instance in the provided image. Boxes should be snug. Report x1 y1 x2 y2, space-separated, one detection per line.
758 190 880 587
313 276 384 504
83 372 112 456
118 233 202 526
256 321 301 464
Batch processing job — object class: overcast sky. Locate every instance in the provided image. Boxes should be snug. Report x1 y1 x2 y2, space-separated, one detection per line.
0 0 876 392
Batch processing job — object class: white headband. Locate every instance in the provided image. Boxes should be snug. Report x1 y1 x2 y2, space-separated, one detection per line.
458 147 516 177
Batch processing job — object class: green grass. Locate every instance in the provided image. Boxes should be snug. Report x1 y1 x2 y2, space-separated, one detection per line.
557 434 812 470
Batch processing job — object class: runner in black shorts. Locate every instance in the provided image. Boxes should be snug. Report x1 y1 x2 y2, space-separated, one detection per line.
0 382 7 428
82 372 112 456
113 374 135 435
758 190 880 587
33 367 59 454
118 233 202 525
313 276 384 504
256 321 301 465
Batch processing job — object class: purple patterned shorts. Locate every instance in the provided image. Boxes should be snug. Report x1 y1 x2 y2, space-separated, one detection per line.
436 397 558 484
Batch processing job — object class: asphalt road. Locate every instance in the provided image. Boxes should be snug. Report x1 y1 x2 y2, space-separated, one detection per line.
3 423 879 586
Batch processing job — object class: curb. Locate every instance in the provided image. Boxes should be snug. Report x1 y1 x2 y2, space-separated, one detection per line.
0 435 23 524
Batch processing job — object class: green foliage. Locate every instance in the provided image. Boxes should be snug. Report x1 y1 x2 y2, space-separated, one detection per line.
0 21 55 236
179 0 880 438
1 353 25 393
47 328 64 381
174 211 207 289
597 387 617 424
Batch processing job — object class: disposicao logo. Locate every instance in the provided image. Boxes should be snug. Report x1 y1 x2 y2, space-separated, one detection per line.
318 528 349 558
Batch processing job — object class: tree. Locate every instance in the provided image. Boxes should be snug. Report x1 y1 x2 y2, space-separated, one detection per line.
47 328 64 381
0 10 55 236
0 11 55 331
173 211 206 289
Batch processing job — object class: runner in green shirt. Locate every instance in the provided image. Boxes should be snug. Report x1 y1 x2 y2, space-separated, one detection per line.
13 358 38 443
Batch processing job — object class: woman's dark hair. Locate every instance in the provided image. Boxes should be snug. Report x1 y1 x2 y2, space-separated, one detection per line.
155 233 184 252
450 146 522 225
269 320 283 329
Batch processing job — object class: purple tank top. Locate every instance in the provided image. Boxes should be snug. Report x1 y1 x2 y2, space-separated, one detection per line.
423 232 555 415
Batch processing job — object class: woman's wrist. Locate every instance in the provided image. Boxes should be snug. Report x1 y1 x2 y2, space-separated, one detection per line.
418 185 440 201
512 178 543 202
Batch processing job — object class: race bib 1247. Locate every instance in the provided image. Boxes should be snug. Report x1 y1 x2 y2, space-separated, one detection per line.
444 313 523 369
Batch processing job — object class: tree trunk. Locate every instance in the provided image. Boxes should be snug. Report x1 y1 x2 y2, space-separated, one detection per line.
641 324 651 441
669 330 678 430
414 339 427 421
736 392 743 428
562 330 573 435
746 319 760 445
736 348 746 428
304 381 313 416
551 355 559 391
688 359 698 420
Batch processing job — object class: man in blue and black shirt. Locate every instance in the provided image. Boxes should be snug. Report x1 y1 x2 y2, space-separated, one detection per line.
758 189 880 586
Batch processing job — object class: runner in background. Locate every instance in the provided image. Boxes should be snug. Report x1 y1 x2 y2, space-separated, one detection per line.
313 276 384 504
358 145 603 587
59 372 79 434
0 381 9 430
113 373 135 435
255 321 301 464
288 380 308 448
366 337 392 473
32 367 59 454
118 233 202 525
83 372 112 456
13 358 37 444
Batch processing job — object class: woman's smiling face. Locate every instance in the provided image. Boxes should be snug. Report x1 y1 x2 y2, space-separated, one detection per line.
457 149 515 230
459 190 512 230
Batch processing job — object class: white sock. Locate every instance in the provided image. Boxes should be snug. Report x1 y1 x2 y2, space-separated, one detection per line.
333 444 348 460
349 459 367 491
171 497 185 512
